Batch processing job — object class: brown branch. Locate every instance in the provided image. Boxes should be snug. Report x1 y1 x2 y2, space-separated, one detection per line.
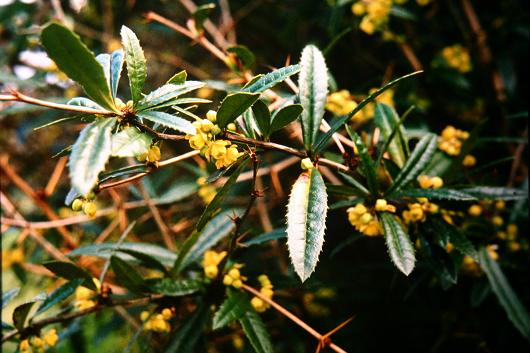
398 42 423 72
44 156 67 197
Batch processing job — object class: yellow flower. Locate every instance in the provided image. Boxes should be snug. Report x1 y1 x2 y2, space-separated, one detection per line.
468 204 482 217
223 264 246 288
214 144 242 169
462 154 476 167
251 297 267 312
188 132 207 150
202 250 227 279
43 329 59 347
351 2 366 16
19 339 30 351
441 44 472 73
360 16 376 35
492 216 504 226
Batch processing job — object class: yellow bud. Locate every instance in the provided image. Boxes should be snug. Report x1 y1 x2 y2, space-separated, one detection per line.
445 242 454 253
228 268 241 279
251 297 266 312
462 154 476 167
508 241 521 252
468 204 482 217
300 158 314 170
223 275 233 286
147 145 161 162
206 110 217 122
430 177 443 189
351 2 366 16
418 175 432 189
495 200 505 210
359 213 373 224
43 329 59 347
204 265 218 279
227 123 237 131
20 339 30 350
232 279 243 289
83 202 97 218
492 216 503 226
72 198 84 211
31 336 44 347
162 308 172 320
140 311 150 321
507 224 518 237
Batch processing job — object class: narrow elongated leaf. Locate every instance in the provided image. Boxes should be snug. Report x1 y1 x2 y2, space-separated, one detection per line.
36 279 83 314
217 92 260 128
41 23 116 112
242 64 300 93
393 188 477 201
146 278 202 296
287 168 328 282
164 305 208 353
167 70 187 85
137 81 205 110
338 172 370 196
69 118 116 195
110 49 124 98
380 213 415 276
68 97 104 110
111 127 152 157
213 291 250 330
117 249 169 275
314 71 422 153
374 103 407 168
2 288 20 309
239 309 273 353
252 99 271 137
458 187 528 201
110 256 146 293
298 45 328 151
137 111 195 135
349 129 378 193
479 247 530 339
242 228 287 247
43 261 98 290
96 53 111 86
120 26 146 104
429 218 478 260
270 104 303 133
386 133 437 194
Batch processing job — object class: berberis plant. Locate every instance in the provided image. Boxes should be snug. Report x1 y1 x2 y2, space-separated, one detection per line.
1 5 529 353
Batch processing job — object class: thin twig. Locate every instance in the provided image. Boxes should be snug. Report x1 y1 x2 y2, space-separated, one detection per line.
44 156 67 197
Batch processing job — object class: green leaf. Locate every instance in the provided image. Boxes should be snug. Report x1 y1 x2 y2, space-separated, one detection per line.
227 45 256 69
380 213 415 276
192 3 216 32
239 309 273 353
270 104 303 133
2 288 20 309
12 294 45 331
241 228 286 247
68 242 176 266
146 278 202 296
164 305 208 353
137 81 205 110
167 70 187 85
121 25 146 105
286 168 328 282
68 97 104 110
217 92 260 128
69 118 116 195
213 291 251 330
98 164 148 184
374 103 407 168
392 188 477 201
154 180 198 205
110 256 146 293
36 279 83 315
479 247 530 339
458 187 528 201
349 129 378 194
313 71 422 153
111 127 152 157
179 208 243 271
137 111 195 135
298 44 328 151
386 133 437 195
252 99 271 137
338 172 370 196
110 49 124 98
117 249 169 275
96 53 111 87
428 218 478 260
42 261 98 290
242 64 301 93
41 23 116 112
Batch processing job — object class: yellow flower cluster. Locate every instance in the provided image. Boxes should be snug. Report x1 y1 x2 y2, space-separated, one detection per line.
2 246 24 269
418 175 444 189
140 308 173 333
347 200 394 236
441 44 472 73
402 198 439 223
202 250 227 279
197 176 217 204
438 125 469 156
223 264 247 289
326 90 358 116
71 195 98 218
136 145 161 163
250 275 274 313
74 278 100 310
186 110 243 169
351 0 393 35
19 329 58 353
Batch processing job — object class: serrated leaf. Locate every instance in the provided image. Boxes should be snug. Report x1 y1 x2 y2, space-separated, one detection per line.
239 309 273 353
110 49 124 98
298 45 328 151
68 97 104 110
137 111 195 135
458 187 528 201
380 213 415 276
121 25 146 104
393 188 477 201
314 71 422 153
36 279 83 315
2 288 20 309
167 70 187 85
213 291 250 330
68 242 176 266
137 81 205 110
41 23 116 112
349 129 378 193
241 228 286 247
110 256 146 293
146 278 202 296
270 104 303 133
43 261 98 290
386 133 437 195
479 247 530 339
69 118 116 195
242 64 301 93
287 168 328 282
252 99 271 137
111 127 152 157
374 103 407 168
164 305 208 353
217 92 260 128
